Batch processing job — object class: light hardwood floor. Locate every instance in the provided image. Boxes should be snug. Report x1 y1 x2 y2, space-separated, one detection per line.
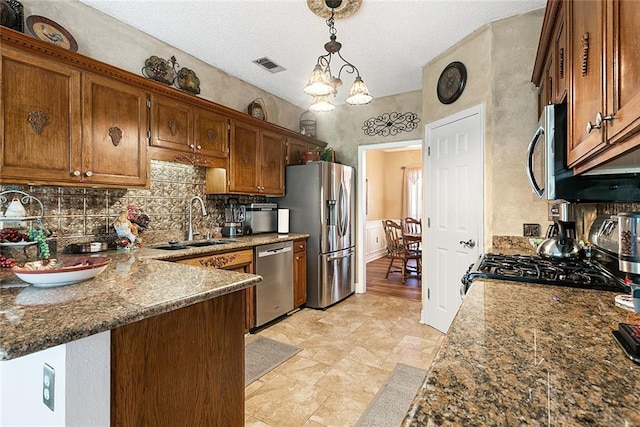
245 291 442 426
365 256 421 301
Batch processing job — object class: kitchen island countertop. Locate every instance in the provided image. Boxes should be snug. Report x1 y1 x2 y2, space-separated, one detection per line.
0 233 308 360
404 278 640 425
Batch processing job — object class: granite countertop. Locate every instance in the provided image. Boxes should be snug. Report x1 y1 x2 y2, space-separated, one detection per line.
0 233 308 361
404 278 640 425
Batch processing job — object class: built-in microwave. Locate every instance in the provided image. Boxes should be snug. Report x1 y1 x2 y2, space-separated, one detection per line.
526 103 640 202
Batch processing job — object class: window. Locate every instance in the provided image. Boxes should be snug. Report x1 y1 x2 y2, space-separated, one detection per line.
403 167 422 219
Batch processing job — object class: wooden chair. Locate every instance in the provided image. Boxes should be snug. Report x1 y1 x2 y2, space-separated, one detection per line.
402 217 422 235
402 217 422 254
382 219 421 283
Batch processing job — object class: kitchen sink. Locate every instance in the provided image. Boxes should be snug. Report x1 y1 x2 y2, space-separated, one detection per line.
185 240 234 247
151 243 188 250
151 240 235 250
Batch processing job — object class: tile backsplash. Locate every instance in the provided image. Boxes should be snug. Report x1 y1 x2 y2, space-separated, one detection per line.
0 160 266 250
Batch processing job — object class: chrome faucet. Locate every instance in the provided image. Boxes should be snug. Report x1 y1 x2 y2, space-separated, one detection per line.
187 196 208 241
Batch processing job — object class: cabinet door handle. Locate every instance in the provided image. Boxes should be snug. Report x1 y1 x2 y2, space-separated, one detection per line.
85 171 93 177
72 170 81 177
581 32 589 77
586 112 614 134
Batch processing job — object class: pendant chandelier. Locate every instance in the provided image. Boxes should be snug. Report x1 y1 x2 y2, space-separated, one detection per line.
304 0 373 112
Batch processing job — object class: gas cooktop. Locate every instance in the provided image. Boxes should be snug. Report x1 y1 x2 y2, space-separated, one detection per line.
462 252 629 294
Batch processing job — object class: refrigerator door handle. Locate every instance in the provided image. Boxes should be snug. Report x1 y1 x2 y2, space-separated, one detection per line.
337 181 349 237
327 249 354 262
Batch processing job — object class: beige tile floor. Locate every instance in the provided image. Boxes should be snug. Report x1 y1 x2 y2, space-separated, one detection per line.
245 293 445 427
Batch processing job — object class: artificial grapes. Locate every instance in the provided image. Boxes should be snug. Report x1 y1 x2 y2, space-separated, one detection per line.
0 228 28 242
0 255 16 268
27 228 50 260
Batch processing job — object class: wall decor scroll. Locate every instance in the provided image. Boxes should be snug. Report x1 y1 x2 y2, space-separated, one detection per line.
362 112 420 137
142 55 200 94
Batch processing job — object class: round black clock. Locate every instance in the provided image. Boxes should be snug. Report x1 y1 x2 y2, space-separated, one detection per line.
436 61 467 104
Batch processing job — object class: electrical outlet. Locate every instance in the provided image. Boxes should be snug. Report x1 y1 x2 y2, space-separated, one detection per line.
523 223 541 237
43 364 55 411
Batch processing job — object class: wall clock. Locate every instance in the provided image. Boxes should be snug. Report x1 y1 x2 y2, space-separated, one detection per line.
436 61 467 104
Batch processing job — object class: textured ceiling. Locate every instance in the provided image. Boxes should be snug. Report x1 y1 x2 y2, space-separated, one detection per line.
77 0 545 109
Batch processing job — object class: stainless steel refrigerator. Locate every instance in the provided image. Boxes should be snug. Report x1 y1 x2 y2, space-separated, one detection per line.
276 161 355 309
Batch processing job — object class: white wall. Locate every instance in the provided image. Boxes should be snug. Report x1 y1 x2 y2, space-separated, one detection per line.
0 332 110 426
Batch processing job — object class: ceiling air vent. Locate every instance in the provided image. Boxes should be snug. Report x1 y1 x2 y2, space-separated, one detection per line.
253 57 286 73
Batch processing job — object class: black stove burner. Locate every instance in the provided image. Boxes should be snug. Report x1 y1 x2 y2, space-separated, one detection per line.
462 253 629 294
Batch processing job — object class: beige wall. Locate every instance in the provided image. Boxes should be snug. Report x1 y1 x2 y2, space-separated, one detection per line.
365 150 385 221
24 0 304 132
422 9 546 245
316 91 423 168
365 149 422 221
383 150 422 219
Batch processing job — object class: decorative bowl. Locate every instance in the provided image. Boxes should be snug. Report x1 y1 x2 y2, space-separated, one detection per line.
12 256 111 288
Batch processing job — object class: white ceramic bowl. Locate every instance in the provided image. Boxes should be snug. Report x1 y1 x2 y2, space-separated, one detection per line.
12 256 111 288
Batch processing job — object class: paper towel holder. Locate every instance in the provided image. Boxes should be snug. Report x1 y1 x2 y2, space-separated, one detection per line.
278 208 289 234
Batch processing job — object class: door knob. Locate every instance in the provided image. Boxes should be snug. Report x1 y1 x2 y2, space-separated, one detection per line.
459 239 476 248
586 112 614 133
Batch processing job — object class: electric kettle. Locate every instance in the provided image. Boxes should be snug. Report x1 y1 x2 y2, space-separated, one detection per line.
537 220 584 259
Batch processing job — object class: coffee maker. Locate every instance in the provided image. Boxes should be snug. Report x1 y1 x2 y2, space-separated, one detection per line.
221 198 245 238
618 213 640 277
546 200 575 238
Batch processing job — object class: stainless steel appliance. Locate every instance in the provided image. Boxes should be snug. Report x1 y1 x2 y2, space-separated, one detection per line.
222 198 245 237
242 203 277 235
275 161 355 309
461 214 630 295
254 241 293 328
536 220 583 259
526 103 640 202
618 213 640 276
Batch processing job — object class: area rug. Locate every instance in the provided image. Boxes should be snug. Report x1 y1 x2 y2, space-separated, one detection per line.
355 363 427 427
245 336 301 386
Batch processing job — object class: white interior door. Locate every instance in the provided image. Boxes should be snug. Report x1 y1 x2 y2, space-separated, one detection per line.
424 105 484 333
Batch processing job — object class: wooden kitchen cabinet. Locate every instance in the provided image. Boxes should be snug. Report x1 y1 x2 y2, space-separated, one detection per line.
534 0 567 111
177 249 256 331
81 73 149 187
226 120 285 196
260 129 286 195
534 0 640 173
0 47 81 185
112 292 244 426
293 239 307 308
287 137 310 165
0 47 148 188
149 94 229 168
566 0 606 167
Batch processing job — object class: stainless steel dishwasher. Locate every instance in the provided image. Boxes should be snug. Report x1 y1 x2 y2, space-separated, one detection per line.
254 241 294 328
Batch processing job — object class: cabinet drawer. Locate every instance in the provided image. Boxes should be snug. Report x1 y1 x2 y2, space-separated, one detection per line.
177 249 253 270
293 240 306 253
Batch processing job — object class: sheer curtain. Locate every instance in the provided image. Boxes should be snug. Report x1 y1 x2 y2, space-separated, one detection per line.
402 166 422 219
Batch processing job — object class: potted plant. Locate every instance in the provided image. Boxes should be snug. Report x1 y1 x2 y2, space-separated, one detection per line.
315 147 335 162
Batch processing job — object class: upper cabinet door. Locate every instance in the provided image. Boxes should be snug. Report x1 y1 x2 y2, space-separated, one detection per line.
0 48 82 183
150 94 193 152
260 129 285 196
567 0 607 167
194 106 229 159
81 73 148 187
229 120 259 193
286 137 309 166
605 0 640 145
